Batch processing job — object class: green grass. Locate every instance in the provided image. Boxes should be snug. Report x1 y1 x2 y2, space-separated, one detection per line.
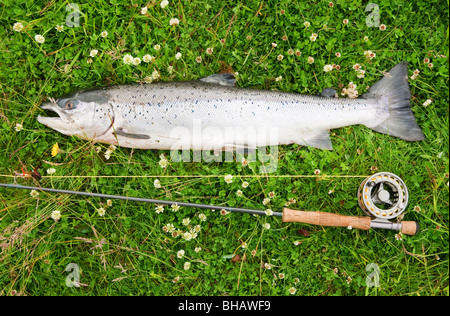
0 0 448 296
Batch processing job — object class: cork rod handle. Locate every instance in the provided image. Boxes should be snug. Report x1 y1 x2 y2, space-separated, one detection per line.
282 208 372 230
401 221 420 236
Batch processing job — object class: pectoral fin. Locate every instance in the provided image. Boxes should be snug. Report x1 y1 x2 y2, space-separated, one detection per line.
115 128 150 139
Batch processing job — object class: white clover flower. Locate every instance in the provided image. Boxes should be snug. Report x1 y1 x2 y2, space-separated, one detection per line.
155 205 164 214
35 34 45 44
198 213 207 221
13 22 24 32
104 149 112 160
98 207 106 217
307 56 314 64
143 54 154 63
177 250 185 259
154 179 161 188
169 18 180 26
182 232 193 241
141 6 148 14
171 204 180 212
154 44 161 50
206 47 213 55
90 49 98 57
175 52 182 60
184 262 190 270
152 70 160 80
357 69 365 78
30 190 39 198
236 190 243 197
159 157 169 168
160 0 169 9
123 54 134 65
242 181 249 188
15 123 23 132
304 21 310 27
224 174 233 184
423 99 432 107
55 25 64 32
182 218 190 226
51 210 61 221
101 30 108 37
46 168 56 175
166 223 175 233
263 223 270 229
324 64 333 72
265 209 273 216
133 57 141 65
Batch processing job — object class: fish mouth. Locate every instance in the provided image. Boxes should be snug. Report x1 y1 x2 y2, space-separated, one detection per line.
37 102 71 124
37 102 78 135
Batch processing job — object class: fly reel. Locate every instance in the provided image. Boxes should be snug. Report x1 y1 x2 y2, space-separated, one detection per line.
358 172 409 221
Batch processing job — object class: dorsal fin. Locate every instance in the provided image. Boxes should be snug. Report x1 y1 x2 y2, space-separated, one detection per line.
199 73 236 87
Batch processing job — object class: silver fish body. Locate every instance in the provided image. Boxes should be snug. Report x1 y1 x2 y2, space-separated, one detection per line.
37 62 424 151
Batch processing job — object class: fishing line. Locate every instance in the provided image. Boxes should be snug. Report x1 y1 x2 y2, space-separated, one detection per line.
0 174 369 178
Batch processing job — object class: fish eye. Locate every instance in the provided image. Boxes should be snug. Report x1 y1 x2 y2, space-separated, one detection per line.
65 100 78 110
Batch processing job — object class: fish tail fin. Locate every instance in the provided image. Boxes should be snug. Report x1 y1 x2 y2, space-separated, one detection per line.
363 62 425 141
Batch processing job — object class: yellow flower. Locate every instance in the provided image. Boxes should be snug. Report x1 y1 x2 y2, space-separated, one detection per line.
51 143 60 157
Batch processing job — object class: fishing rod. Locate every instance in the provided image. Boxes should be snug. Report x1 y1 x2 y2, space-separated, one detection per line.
0 172 419 235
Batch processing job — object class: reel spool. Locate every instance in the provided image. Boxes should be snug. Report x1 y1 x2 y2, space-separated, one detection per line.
358 172 409 221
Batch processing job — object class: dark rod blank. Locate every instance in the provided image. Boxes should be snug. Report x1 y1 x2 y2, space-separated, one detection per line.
0 183 283 217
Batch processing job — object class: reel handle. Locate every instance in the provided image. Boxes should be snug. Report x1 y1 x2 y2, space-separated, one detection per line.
282 208 371 230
